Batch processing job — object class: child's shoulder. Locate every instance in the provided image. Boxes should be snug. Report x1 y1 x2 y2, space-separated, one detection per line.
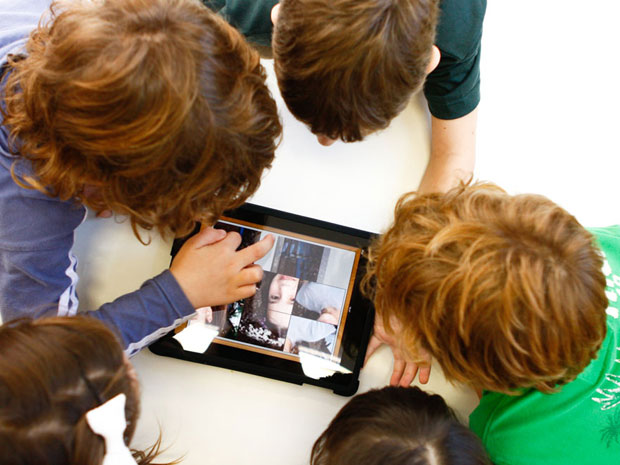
470 311 620 465
590 226 620 321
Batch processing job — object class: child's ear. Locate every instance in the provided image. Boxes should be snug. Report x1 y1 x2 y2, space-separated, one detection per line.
426 45 441 74
271 3 281 25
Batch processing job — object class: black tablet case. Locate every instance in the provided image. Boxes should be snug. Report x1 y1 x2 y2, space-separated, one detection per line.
149 204 375 396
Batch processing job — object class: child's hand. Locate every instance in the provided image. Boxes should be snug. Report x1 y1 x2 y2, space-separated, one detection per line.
170 227 275 309
364 316 432 387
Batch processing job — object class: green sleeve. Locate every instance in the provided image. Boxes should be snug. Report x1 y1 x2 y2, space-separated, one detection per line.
424 0 487 120
203 0 278 47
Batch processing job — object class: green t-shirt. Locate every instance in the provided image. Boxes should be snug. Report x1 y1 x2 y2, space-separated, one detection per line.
204 0 486 121
469 226 620 465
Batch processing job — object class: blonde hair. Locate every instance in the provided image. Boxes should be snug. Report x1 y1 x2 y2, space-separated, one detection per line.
365 182 608 393
2 0 281 240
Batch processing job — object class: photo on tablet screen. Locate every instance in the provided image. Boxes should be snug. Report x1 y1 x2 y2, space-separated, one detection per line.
197 217 361 363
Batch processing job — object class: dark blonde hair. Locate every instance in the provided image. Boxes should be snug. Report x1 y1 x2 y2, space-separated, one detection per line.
0 316 167 465
273 0 438 142
2 0 281 239
311 386 490 465
364 183 608 393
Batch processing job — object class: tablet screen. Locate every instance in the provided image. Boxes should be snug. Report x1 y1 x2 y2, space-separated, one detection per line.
190 216 362 365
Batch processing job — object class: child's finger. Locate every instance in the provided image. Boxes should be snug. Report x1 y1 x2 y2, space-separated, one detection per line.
222 231 242 249
418 365 431 384
235 283 259 300
390 359 406 386
399 362 419 387
236 264 264 286
189 226 227 248
237 234 274 266
363 334 383 366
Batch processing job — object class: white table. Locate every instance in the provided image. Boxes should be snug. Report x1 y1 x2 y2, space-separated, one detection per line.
72 2 620 463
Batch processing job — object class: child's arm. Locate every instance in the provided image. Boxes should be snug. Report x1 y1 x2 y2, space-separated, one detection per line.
417 108 478 194
93 227 274 355
0 217 272 356
420 1 485 193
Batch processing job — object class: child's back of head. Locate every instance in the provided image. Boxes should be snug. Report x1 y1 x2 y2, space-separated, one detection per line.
2 0 281 238
366 182 608 393
273 0 438 142
311 386 490 464
0 317 150 465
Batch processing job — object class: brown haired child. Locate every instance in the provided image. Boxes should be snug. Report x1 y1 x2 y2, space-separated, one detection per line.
311 386 491 465
0 0 281 354
0 316 169 465
365 182 620 464
206 0 485 192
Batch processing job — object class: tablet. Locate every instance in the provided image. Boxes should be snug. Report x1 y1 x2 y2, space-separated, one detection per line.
149 203 375 396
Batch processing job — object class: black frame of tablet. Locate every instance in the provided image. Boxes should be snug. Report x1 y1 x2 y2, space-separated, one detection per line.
148 203 376 396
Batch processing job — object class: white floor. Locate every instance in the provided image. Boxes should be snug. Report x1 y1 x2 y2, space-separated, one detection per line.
70 2 620 464
476 0 620 228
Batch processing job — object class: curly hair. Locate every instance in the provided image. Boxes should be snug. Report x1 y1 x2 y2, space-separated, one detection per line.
311 386 490 465
0 316 169 465
273 0 438 142
364 182 608 393
2 0 281 240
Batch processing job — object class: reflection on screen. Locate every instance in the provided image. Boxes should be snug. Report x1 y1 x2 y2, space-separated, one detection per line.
189 218 360 363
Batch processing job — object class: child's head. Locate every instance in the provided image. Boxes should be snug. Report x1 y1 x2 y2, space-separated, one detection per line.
311 386 490 464
0 317 146 465
365 183 608 394
273 0 439 143
2 0 281 238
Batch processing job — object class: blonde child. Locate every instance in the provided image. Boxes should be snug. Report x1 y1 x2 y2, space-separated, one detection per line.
365 182 619 464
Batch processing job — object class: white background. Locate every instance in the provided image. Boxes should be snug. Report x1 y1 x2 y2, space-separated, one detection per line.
71 2 620 464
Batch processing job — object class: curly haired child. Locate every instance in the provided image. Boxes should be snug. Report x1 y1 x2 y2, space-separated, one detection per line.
0 0 282 354
364 182 620 464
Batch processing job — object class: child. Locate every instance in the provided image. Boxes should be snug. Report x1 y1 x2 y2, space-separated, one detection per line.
207 0 485 192
311 385 491 464
365 182 619 464
0 316 170 465
0 0 281 354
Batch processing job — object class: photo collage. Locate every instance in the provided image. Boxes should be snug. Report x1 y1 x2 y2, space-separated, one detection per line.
190 218 360 362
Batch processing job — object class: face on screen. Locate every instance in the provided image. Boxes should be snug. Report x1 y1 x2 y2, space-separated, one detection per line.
266 274 300 329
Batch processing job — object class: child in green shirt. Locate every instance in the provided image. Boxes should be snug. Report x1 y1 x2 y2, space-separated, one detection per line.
365 182 619 465
206 0 486 194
